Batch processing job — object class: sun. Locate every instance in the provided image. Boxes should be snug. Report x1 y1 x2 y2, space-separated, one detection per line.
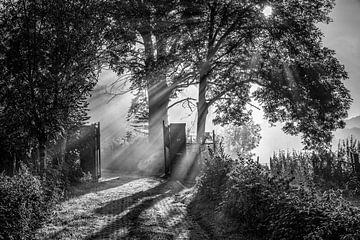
263 6 273 18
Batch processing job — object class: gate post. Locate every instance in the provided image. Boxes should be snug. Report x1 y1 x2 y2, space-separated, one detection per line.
162 121 170 177
79 122 101 181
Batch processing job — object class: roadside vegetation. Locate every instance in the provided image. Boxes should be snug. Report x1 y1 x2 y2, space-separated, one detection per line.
187 138 360 240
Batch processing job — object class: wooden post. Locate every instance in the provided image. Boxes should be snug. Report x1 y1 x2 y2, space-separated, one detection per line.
212 130 216 153
162 120 168 177
97 122 101 179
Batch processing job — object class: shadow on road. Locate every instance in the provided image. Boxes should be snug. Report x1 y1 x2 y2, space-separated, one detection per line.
65 175 141 199
86 181 184 240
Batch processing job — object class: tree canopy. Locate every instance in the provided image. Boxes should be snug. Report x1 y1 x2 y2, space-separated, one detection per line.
0 0 109 171
221 119 262 158
174 0 351 148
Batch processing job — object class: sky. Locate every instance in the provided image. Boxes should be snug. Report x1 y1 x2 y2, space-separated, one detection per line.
90 0 360 164
320 0 360 118
251 0 360 162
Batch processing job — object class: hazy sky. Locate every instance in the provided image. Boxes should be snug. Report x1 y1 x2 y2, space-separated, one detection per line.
320 0 360 118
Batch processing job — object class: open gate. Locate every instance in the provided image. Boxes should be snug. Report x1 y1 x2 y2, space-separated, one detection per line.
163 122 186 177
79 122 101 180
163 122 216 181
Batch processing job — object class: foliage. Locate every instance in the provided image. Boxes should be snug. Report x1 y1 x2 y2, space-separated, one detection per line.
262 187 360 240
220 119 261 158
44 127 93 187
252 0 351 149
178 0 351 147
126 90 149 134
100 0 351 149
270 137 360 194
107 0 186 143
0 165 62 240
80 171 94 183
254 52 351 149
191 148 360 239
57 150 85 187
0 0 108 171
195 146 234 204
270 150 314 186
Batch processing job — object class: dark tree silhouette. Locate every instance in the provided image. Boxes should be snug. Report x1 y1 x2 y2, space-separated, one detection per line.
106 0 195 168
178 0 351 148
0 0 109 173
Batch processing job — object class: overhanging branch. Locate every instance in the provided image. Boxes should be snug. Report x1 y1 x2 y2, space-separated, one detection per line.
168 97 196 110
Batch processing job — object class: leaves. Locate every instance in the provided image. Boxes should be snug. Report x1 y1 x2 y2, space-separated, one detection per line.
220 119 262 158
194 150 360 240
0 0 107 152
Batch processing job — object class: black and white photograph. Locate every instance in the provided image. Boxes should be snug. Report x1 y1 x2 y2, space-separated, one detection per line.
1 0 360 239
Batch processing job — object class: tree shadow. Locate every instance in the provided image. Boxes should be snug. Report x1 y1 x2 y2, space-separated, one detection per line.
65 175 142 199
85 181 184 240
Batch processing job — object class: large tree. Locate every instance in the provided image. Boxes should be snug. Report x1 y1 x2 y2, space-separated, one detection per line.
178 0 351 148
0 0 108 173
106 0 195 166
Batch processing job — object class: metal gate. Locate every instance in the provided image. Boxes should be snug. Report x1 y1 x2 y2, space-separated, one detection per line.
79 122 101 180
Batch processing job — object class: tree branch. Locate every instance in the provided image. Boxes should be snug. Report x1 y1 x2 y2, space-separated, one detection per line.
168 97 196 110
207 78 253 107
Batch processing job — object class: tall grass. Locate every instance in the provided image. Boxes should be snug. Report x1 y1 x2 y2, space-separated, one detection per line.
270 137 360 194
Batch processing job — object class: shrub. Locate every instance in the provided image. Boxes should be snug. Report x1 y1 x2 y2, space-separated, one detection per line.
264 188 360 240
0 165 61 240
195 147 234 204
80 171 93 183
270 150 313 186
50 150 88 189
192 150 360 239
270 137 360 194
220 157 282 232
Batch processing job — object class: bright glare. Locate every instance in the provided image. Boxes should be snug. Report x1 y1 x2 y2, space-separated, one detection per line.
263 6 273 17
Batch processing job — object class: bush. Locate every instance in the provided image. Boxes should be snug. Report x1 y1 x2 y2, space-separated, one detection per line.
270 137 360 194
195 148 234 203
264 188 360 240
60 151 85 186
50 150 89 189
192 151 360 239
0 165 61 240
220 157 283 231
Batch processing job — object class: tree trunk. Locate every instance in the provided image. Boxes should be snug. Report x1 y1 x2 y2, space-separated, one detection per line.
141 30 171 174
148 34 170 146
196 62 210 144
60 135 67 164
148 80 170 145
38 134 47 176
55 134 67 166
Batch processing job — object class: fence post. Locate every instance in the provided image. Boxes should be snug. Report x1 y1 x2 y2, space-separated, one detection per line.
162 120 168 177
212 130 216 153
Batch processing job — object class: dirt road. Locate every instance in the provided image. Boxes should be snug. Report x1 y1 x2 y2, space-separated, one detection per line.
35 174 209 240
